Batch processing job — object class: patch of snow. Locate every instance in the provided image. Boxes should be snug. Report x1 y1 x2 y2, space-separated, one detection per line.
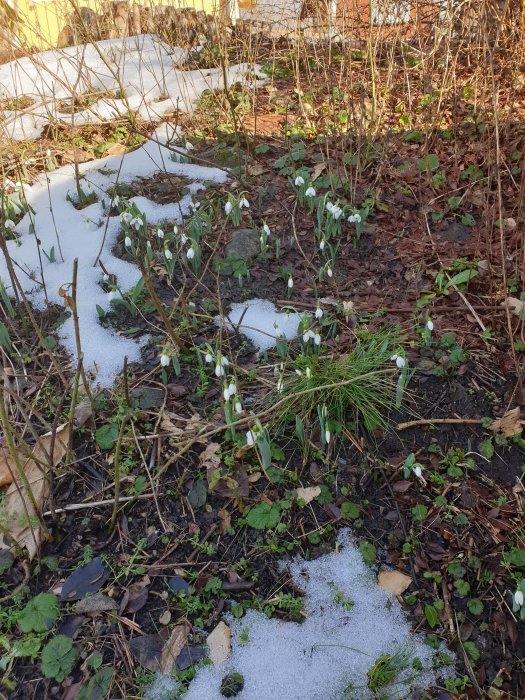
177 530 454 699
219 298 303 351
0 34 264 140
0 125 228 387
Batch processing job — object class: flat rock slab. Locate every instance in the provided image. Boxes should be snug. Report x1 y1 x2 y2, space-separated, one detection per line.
225 229 261 261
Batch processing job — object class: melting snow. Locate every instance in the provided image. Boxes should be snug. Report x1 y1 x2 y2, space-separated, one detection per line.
148 531 454 699
220 298 303 351
0 34 263 140
0 124 228 387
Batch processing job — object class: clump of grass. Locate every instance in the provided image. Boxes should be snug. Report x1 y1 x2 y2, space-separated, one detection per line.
272 327 406 439
367 646 413 694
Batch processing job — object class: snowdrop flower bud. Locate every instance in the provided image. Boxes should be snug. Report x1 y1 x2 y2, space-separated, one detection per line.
305 186 316 197
246 430 256 446
180 233 188 245
240 197 249 209
396 356 406 369
306 367 311 379
327 267 333 278
295 369 303 376
319 239 325 251
224 201 233 216
121 212 132 223
325 429 331 443
288 277 294 289
186 247 195 260
185 141 194 151
173 225 178 234
124 236 132 248
164 248 173 260
228 383 237 396
263 223 270 236
223 386 231 401
414 465 423 478
514 590 524 607
220 356 229 367
326 202 334 213
157 228 165 239
426 319 434 331
294 175 305 187
235 401 243 414
302 331 310 343
205 352 213 363
314 333 321 346
4 219 14 229
331 205 342 220
215 364 225 377
315 306 323 319
107 290 117 302
160 353 170 367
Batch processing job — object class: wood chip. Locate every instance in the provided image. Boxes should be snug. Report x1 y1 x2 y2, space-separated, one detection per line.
206 621 231 664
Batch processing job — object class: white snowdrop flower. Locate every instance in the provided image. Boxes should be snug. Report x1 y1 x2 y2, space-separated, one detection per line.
514 590 524 607
224 201 233 216
325 429 331 444
15 181 31 192
180 233 188 245
173 225 178 235
185 141 194 151
295 369 303 376
302 331 310 343
157 228 165 239
294 175 305 187
263 223 271 236
246 430 256 446
426 319 434 331
240 197 249 209
112 195 120 207
331 205 343 220
215 364 225 377
319 239 326 251
223 386 231 401
121 212 132 223
390 354 398 361
228 383 237 396
305 186 316 197
396 356 406 369
235 401 243 414
164 248 173 260
205 353 213 364
130 217 142 230
220 356 229 367
288 277 294 289
348 213 361 224
102 273 109 282
314 333 321 346
4 219 14 229
160 353 170 367
306 367 311 379
326 202 334 213
277 378 283 393
327 267 333 278
315 306 323 319
414 465 423 478
107 290 117 302
186 247 195 260
124 236 132 248
274 323 283 337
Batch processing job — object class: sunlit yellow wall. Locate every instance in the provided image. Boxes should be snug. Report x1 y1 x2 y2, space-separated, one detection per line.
14 0 222 49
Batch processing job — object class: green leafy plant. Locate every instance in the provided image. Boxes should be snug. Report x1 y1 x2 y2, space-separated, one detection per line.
18 594 59 634
41 635 77 682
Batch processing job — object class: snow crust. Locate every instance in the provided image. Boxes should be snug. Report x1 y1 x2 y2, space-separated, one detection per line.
220 298 303 351
0 125 227 386
0 35 263 140
148 530 454 700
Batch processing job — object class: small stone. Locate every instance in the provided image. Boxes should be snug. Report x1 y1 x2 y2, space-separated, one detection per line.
224 229 261 263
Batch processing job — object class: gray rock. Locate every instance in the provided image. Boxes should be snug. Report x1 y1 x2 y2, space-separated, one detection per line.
225 229 260 262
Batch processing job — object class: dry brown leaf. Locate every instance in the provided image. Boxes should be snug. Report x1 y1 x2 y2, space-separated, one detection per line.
206 621 231 664
501 297 525 319
1 403 92 559
378 570 412 596
295 486 321 505
200 442 221 470
160 624 188 674
217 508 232 534
311 161 326 182
490 407 522 438
0 447 15 488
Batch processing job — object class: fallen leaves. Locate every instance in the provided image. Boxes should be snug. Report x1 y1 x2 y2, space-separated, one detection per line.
490 407 522 438
206 621 231 664
295 486 321 505
378 570 412 596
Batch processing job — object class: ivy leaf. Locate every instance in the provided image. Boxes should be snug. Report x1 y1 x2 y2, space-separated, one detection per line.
41 635 77 682
95 423 119 450
246 502 281 530
19 593 59 633
424 604 439 628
